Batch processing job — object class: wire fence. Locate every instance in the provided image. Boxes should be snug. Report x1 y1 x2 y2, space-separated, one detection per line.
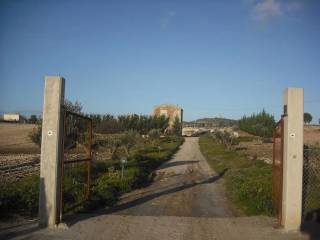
302 146 320 222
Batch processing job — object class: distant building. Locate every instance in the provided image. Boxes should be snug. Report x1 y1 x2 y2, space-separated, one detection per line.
3 113 27 123
153 104 183 128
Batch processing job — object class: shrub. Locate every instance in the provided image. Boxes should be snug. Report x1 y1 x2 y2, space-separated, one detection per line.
172 116 182 136
120 130 142 157
0 175 39 216
148 129 161 146
94 172 120 205
28 122 42 147
211 130 238 149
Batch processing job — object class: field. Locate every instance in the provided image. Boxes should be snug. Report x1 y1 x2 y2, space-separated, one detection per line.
0 123 39 153
0 123 40 183
234 126 320 165
0 122 184 217
304 125 320 147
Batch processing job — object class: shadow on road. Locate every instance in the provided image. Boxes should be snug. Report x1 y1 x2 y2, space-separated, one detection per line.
0 222 40 240
300 221 320 240
157 160 199 170
65 168 229 227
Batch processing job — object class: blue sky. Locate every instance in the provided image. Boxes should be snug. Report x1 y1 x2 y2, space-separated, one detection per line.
1 0 319 122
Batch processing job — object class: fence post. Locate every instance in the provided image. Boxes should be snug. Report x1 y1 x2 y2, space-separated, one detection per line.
39 76 65 227
282 88 304 231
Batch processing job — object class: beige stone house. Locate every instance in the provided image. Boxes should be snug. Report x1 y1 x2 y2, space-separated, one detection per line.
153 104 183 128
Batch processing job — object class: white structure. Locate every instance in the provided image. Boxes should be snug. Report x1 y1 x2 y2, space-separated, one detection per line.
3 113 27 123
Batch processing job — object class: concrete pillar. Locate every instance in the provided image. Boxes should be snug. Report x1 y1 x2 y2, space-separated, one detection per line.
180 109 183 136
39 76 65 227
282 88 304 231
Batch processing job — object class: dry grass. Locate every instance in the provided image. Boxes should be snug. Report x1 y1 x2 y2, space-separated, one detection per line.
304 125 320 147
235 125 320 164
0 123 39 153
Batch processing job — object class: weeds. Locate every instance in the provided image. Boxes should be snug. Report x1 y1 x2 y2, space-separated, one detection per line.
199 136 273 216
0 136 184 217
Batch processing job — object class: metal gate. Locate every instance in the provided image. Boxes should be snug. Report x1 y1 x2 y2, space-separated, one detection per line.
60 109 92 222
272 117 284 225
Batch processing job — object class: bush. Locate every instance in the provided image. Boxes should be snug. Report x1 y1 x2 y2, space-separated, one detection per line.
120 130 142 157
172 116 182 136
94 172 120 205
28 122 42 147
0 175 39 216
211 130 238 149
148 129 161 146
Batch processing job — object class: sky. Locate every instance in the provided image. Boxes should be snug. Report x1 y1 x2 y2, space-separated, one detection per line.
1 0 319 122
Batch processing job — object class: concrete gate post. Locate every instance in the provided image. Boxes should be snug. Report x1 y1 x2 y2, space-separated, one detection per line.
282 88 304 231
39 76 65 227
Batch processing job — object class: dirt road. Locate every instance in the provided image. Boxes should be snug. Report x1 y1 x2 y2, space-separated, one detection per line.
111 137 235 218
1 137 309 240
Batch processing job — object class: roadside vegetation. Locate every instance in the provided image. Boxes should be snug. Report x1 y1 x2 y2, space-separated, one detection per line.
238 109 275 138
28 100 170 147
304 112 313 124
0 134 183 217
1 100 184 218
199 135 273 216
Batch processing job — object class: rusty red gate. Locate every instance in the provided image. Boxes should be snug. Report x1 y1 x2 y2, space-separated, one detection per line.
272 117 284 225
60 109 92 222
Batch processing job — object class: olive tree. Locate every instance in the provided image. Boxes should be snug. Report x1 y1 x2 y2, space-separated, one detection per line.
304 112 313 124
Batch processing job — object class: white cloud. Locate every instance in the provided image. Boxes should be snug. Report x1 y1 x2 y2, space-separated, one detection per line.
252 0 303 22
160 11 176 29
254 0 282 21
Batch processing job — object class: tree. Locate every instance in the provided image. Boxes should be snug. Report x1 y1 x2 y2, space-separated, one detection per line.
304 113 312 124
64 99 82 113
28 122 42 146
29 99 82 146
104 135 121 159
148 129 161 147
28 115 38 124
238 109 275 138
172 116 182 136
120 130 141 157
96 114 121 134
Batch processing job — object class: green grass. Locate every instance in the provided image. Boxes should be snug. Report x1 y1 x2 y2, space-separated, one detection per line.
199 135 273 216
0 174 39 217
88 136 184 208
237 136 256 142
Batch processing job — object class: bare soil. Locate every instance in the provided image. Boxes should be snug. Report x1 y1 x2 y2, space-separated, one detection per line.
236 126 320 164
0 123 39 153
0 123 40 182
